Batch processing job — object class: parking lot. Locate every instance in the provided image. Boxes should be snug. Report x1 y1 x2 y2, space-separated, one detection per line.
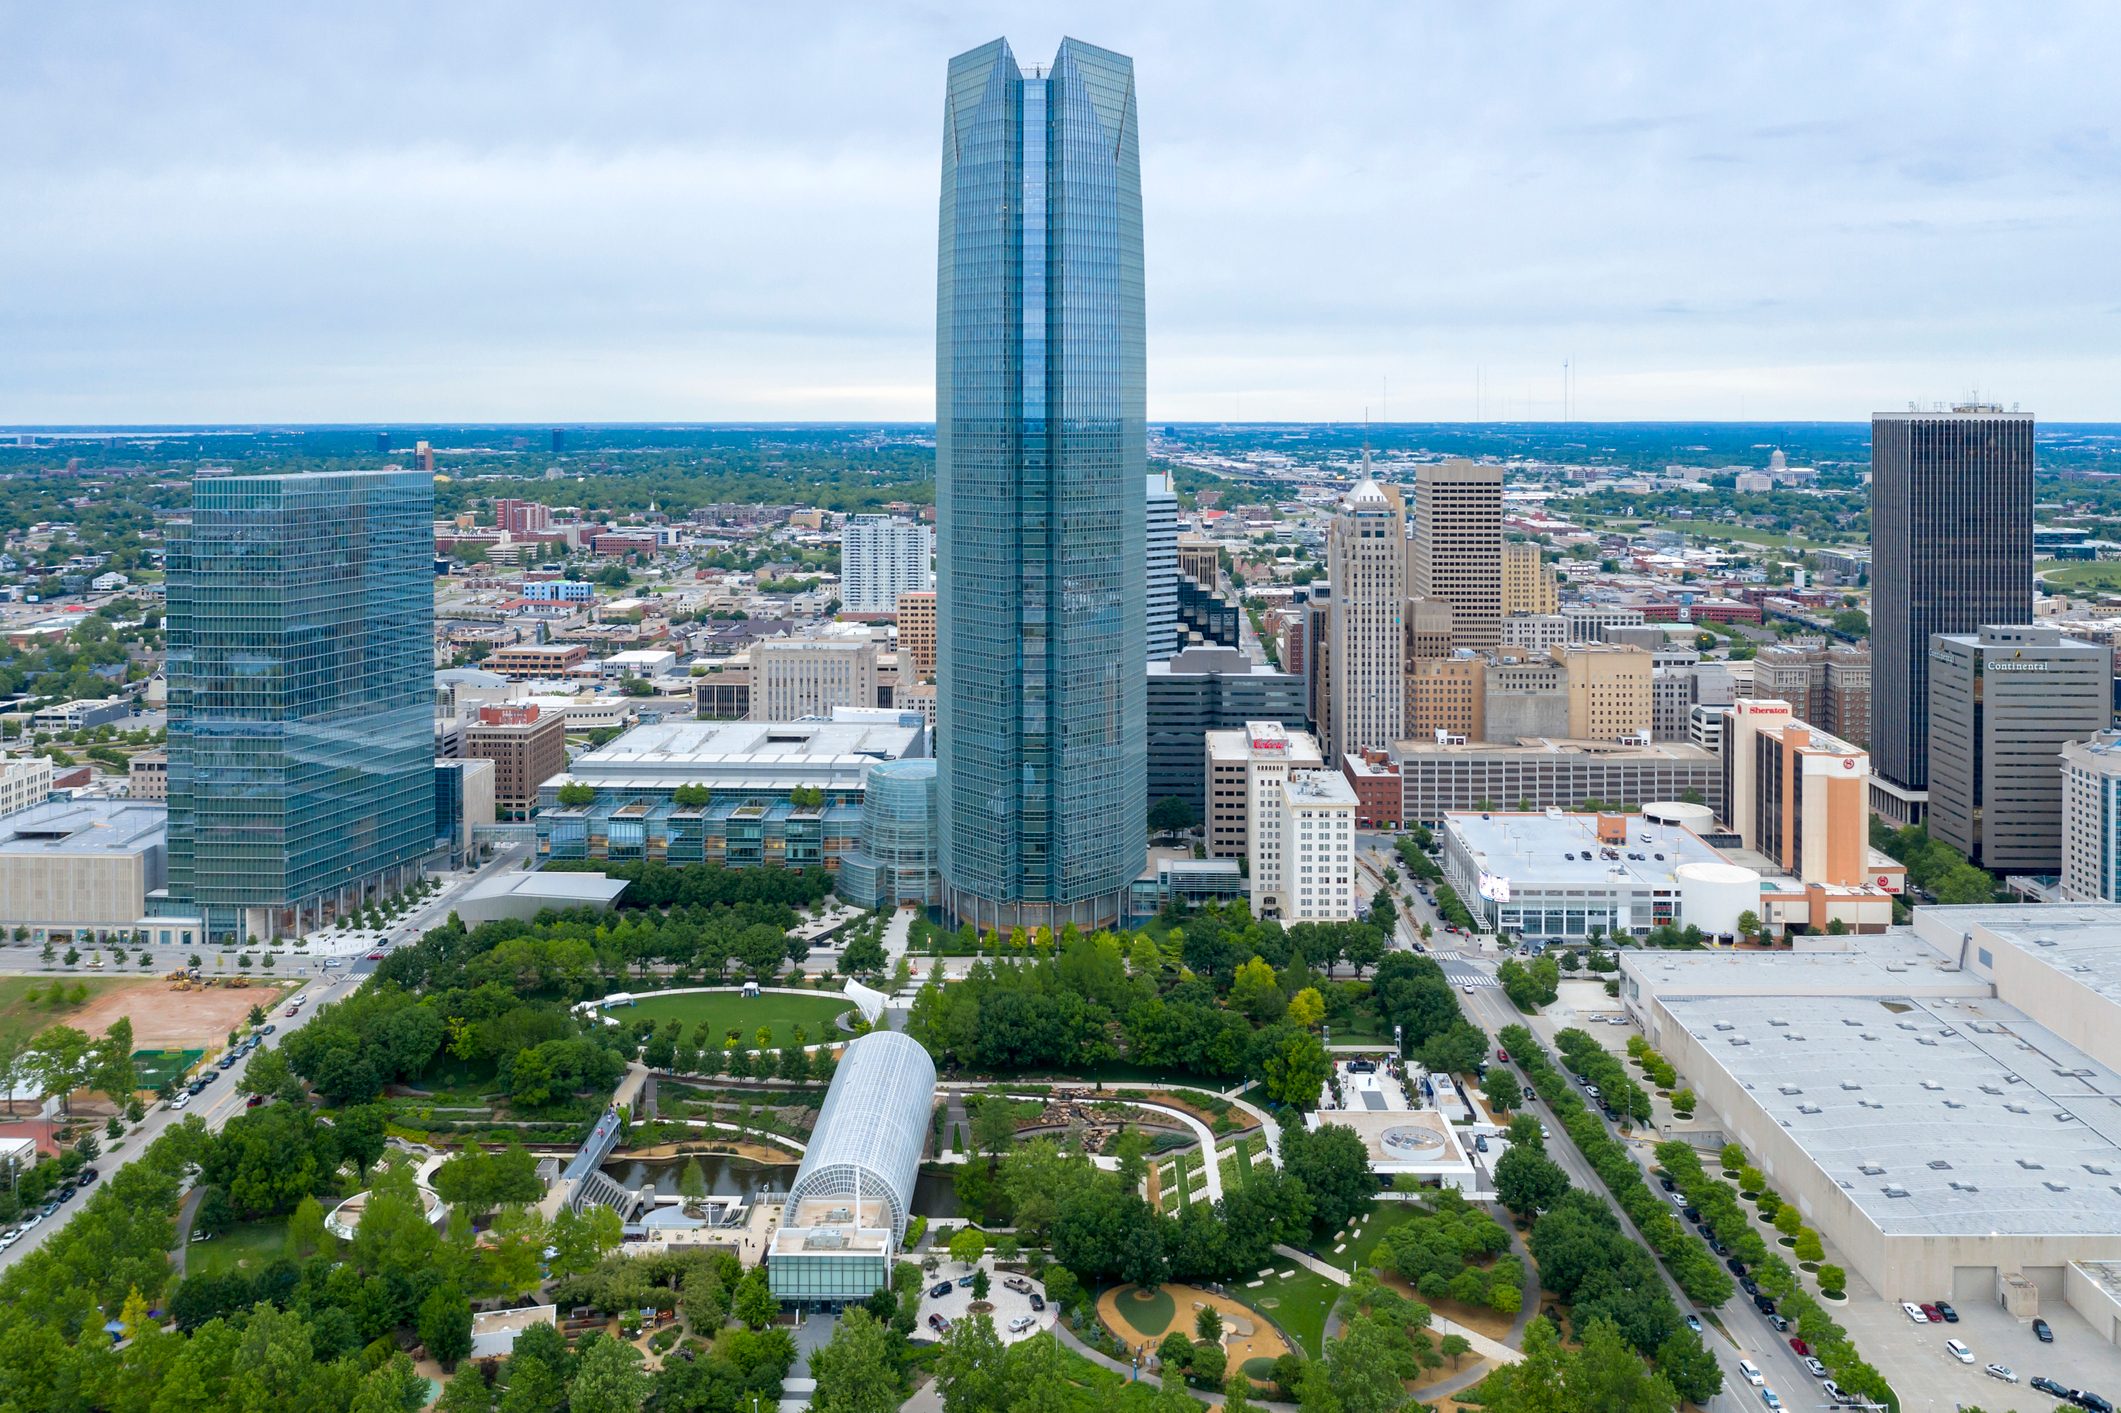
915 1256 1054 1346
1835 1290 2121 1411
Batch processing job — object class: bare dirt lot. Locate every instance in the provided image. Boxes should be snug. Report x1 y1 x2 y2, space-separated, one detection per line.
71 980 295 1050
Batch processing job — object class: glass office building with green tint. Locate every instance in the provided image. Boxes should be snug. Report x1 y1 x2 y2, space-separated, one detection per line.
835 758 939 909
936 37 1147 932
164 470 434 942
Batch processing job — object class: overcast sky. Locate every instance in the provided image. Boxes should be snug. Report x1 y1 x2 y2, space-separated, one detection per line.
5 2 2117 424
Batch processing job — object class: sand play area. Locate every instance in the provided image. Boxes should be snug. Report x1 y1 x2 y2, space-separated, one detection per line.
1097 1283 1291 1381
71 980 293 1050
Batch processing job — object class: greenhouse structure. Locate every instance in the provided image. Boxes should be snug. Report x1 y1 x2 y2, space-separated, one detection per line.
767 1029 937 1305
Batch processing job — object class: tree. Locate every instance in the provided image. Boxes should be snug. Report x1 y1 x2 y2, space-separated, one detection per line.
1196 1305 1224 1343
1286 987 1326 1030
808 1308 901 1413
354 1353 432 1413
1260 1028 1329 1110
935 1313 1008 1413
1440 1332 1472 1369
1773 1204 1802 1239
1794 1229 1824 1265
1933 861 1996 905
1735 909 1761 943
1817 1263 1846 1295
1494 1146 1570 1218
733 1265 779 1330
418 1284 475 1370
971 1100 1017 1158
948 1225 988 1270
1568 1316 1678 1413
435 1370 496 1413
1228 956 1286 1025
970 1267 989 1302
567 1335 649 1413
1281 1123 1375 1232
1148 796 1198 838
1323 1316 1409 1413
555 782 595 808
286 1194 328 1258
1653 1329 1723 1405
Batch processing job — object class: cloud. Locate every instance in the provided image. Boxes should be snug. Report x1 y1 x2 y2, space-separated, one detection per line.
2 0 2118 421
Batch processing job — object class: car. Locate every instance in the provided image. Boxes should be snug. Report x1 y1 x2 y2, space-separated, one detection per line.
1496 1048 1510 1063
1726 1256 1747 1275
1583 1084 1601 1100
1943 1338 1974 1364
1983 1364 2018 1383
1902 1301 1929 1324
246 1094 265 1107
955 1274 975 1289
1804 1357 1827 1378
1769 1313 1790 1333
1753 1294 1777 1317
2033 1318 2054 1343
1521 1086 1536 1101
1710 1239 1730 1256
1681 1205 1701 1222
1658 1173 1676 1192
77 1168 97 1185
1669 1190 1690 1209
1934 1300 1958 1323
19 1211 41 1230
1461 983 1474 994
1474 1135 1489 1153
1760 1391 1781 1412
1920 1303 1944 1323
365 951 386 961
929 1281 953 1298
200 1071 217 1085
1029 1294 1046 1311
190 1230 214 1244
1788 1336 1810 1356
0 1234 14 1253
1007 1315 1035 1334
1684 1315 1701 1333
170 1092 191 1110
1820 1379 1848 1404
284 1004 301 1016
57 1185 76 1203
1003 1276 1033 1295
261 1023 276 1035
2032 1376 2070 1397
216 1055 236 1070
2079 1394 2115 1413
1740 1276 1759 1295
1738 1360 1763 1387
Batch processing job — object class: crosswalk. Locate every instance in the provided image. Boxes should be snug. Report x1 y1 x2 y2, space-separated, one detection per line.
1447 973 1501 988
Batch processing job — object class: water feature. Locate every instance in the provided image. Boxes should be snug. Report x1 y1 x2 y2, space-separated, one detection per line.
603 1154 960 1217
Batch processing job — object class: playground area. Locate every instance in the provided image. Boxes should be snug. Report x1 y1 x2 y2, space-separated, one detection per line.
1096 1283 1292 1384
70 979 292 1050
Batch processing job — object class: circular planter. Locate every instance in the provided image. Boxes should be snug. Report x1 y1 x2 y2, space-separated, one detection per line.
1778 1237 1797 1248
1818 1289 1847 1305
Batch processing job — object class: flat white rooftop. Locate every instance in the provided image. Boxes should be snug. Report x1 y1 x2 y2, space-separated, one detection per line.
1915 904 2121 1014
1659 989 2121 1239
1447 810 1726 889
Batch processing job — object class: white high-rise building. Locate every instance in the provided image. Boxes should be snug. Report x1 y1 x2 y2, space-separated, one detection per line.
1146 471 1178 662
1205 721 1355 921
1326 477 1405 762
2059 731 2121 903
841 516 933 614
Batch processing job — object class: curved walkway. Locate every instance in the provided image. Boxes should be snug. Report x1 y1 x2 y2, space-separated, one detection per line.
1049 1318 1298 1411
933 1083 1223 1203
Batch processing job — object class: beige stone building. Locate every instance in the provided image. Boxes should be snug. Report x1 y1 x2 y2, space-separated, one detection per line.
753 628 880 721
1326 479 1404 761
1404 655 1485 743
1500 540 1558 616
0 755 55 814
1557 642 1652 740
1205 722 1322 862
1408 460 1502 650
126 752 166 801
895 590 936 682
1405 596 1455 661
463 705 568 820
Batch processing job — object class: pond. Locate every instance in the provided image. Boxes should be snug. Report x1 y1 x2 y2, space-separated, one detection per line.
604 1154 961 1217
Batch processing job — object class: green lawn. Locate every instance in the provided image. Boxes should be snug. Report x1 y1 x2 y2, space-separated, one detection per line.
184 1216 290 1278
1320 1199 1420 1275
614 990 852 1050
1236 1265 1345 1357
0 975 147 1046
2038 559 2121 593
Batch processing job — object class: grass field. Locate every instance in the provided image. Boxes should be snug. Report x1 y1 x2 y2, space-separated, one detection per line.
185 1216 289 1278
0 975 145 1046
1320 1199 1419 1275
614 990 852 1050
1236 1264 1345 1357
2037 559 2121 593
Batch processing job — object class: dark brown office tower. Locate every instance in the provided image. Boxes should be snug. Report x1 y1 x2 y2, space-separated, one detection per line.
1869 405 2033 812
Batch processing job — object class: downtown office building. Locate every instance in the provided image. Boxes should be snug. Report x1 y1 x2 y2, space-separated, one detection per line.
1868 404 2033 821
935 37 1146 931
163 470 435 942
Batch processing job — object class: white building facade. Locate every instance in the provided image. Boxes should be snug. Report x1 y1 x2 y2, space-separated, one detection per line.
1325 479 1404 762
840 516 933 615
1226 721 1357 921
2061 731 2121 903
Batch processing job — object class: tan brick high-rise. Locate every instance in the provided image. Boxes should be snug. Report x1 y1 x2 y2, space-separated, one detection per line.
1409 460 1503 650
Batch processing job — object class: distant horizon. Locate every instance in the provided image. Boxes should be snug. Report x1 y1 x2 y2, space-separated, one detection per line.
9 417 2121 433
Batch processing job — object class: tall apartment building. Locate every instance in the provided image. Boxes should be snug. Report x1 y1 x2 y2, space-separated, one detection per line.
1408 460 1503 649
1326 479 1404 761
1405 655 1485 743
936 37 1146 931
1718 698 1872 885
462 704 568 821
1253 769 1359 923
841 515 933 614
754 629 880 721
1927 624 2107 872
0 756 54 815
2060 731 2121 902
895 590 936 681
1870 405 2034 817
1559 642 1653 741
165 469 433 941
1824 650 1871 751
1146 472 1178 661
1204 722 1322 861
493 498 551 535
1500 541 1558 616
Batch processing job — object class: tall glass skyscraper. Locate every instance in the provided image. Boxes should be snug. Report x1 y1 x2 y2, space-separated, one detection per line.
164 469 434 941
936 37 1146 931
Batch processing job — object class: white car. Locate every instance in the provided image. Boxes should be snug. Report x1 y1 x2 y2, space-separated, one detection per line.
1901 1301 1929 1324
1007 1315 1035 1334
1803 1357 1827 1378
1944 1338 1974 1364
170 1092 190 1111
1983 1363 2017 1383
1739 1359 1763 1387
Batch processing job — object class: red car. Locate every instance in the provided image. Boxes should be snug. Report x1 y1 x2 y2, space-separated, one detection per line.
1919 1304 1944 1324
1788 1337 1810 1356
365 951 387 961
284 1005 301 1017
1495 1048 1510 1063
246 1094 265 1108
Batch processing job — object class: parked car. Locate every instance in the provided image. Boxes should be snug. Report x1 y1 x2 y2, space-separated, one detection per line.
1920 1303 1945 1324
2033 1318 2054 1343
1029 1294 1046 1311
1983 1364 2017 1383
284 1005 301 1017
955 1274 975 1289
77 1168 97 1185
1521 1085 1536 1101
1474 1135 1489 1153
1788 1337 1810 1356
1740 1276 1759 1296
2077 1393 2114 1413
1902 1301 1929 1324
246 1094 265 1107
1804 1357 1827 1378
170 1092 191 1110
261 1023 276 1035
929 1282 953 1298
2031 1376 2070 1397
1934 1300 1958 1323
1007 1316 1035 1334
1658 1174 1676 1192
1944 1338 1974 1364
1753 1293 1777 1315
1003 1276 1033 1295
1684 1315 1701 1333
1768 1313 1790 1333
1726 1257 1748 1276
